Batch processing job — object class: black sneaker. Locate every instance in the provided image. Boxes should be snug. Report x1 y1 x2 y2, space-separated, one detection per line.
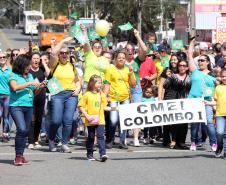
106 142 113 149
100 155 108 162
87 155 95 161
223 153 226 159
119 143 128 149
215 147 222 158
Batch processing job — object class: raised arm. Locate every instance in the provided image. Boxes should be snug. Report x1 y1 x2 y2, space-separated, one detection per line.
188 38 197 72
80 24 91 53
134 29 148 61
129 66 136 87
49 37 74 68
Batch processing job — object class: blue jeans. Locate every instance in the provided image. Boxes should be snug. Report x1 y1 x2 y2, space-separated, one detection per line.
86 125 106 157
205 105 216 145
49 91 78 145
0 95 12 133
41 95 51 135
10 106 33 155
130 80 142 103
191 105 216 145
216 116 226 152
108 99 130 144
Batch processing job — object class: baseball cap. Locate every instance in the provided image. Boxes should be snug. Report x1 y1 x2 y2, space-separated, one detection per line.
199 42 208 51
157 45 167 52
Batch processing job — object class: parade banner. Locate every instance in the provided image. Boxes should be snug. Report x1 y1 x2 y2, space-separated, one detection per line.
119 98 206 130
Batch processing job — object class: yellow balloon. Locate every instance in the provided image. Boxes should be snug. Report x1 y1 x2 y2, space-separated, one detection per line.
95 20 110 37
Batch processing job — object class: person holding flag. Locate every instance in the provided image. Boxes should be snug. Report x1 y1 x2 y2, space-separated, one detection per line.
80 24 110 92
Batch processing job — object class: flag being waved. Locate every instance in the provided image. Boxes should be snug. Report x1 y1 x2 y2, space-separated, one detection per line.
118 22 133 31
69 24 89 45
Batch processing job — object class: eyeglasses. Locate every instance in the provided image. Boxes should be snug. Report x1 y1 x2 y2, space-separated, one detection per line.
12 53 18 57
60 51 69 55
198 59 207 62
178 64 187 67
0 56 6 59
93 45 102 49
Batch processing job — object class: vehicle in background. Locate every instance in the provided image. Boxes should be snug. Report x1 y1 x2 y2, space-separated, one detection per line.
37 19 66 50
23 10 44 35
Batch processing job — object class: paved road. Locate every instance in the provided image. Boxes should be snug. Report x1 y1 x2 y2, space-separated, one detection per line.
0 28 38 51
0 28 226 185
0 132 226 185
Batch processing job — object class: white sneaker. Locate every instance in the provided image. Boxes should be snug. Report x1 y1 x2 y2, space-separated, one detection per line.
211 144 217 152
34 142 42 148
28 144 34 150
57 141 62 147
143 138 149 145
190 143 197 151
40 133 46 138
134 139 140 147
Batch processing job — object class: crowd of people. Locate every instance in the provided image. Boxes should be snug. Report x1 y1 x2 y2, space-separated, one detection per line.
1 25 226 166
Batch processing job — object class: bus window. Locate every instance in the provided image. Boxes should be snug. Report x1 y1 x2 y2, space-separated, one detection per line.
27 15 43 22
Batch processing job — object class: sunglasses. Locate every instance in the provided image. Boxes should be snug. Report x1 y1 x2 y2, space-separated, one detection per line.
0 56 6 59
198 59 207 62
12 53 18 57
178 64 187 67
93 45 102 49
60 51 69 55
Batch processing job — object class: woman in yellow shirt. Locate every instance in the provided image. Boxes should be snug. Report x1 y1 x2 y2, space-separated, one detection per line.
48 37 81 153
104 51 136 149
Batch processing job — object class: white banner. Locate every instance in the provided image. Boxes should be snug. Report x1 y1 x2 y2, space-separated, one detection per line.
119 98 207 130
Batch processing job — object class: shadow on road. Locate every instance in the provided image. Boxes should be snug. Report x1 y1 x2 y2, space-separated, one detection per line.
110 154 215 160
0 160 13 165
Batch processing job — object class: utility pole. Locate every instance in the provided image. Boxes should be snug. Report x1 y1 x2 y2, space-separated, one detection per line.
93 0 96 26
40 0 43 13
138 0 142 37
160 0 163 33
190 0 196 36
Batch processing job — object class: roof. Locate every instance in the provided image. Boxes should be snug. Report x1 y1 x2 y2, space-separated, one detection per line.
38 19 64 25
23 10 44 16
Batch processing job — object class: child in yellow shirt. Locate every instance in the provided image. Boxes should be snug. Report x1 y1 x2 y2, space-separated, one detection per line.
78 74 116 162
214 69 226 158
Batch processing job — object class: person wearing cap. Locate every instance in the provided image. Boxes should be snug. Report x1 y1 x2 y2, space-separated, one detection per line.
194 42 215 68
157 45 171 69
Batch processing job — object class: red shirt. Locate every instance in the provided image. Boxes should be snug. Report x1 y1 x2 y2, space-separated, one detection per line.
139 56 157 88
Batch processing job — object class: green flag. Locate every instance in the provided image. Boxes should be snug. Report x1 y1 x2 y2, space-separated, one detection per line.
118 22 133 31
101 37 108 48
47 77 64 95
88 29 100 41
69 24 89 45
69 11 79 20
171 40 184 51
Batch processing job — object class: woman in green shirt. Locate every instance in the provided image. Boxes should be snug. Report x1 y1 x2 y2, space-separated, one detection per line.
9 54 40 166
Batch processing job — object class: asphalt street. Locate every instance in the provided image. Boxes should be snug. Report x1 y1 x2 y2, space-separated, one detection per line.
0 28 226 185
0 131 226 185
